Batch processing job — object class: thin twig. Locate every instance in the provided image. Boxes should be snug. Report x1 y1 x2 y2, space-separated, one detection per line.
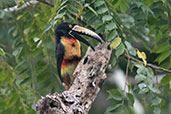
36 0 54 7
122 55 130 105
123 53 171 73
3 0 38 12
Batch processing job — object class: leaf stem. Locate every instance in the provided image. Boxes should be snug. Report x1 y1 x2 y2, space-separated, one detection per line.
122 54 130 105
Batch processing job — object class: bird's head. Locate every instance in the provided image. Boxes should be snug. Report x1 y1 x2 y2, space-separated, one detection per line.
55 22 104 50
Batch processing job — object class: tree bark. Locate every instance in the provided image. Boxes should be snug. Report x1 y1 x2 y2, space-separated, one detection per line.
36 42 112 114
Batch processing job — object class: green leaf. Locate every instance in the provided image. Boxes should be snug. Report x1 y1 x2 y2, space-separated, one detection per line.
20 77 30 86
148 85 160 94
129 61 135 72
160 74 171 86
115 43 125 58
133 1 154 15
12 47 23 58
107 89 122 101
138 83 147 89
15 60 25 70
138 82 149 93
135 63 144 69
87 6 98 16
88 16 100 26
94 1 105 7
160 61 170 69
105 103 122 113
120 1 127 13
124 41 132 50
132 1 143 7
107 30 118 41
0 48 5 56
105 22 117 31
151 96 162 106
52 0 60 17
97 7 108 14
135 74 146 81
0 10 5 19
124 41 137 56
17 2 24 8
140 88 149 94
156 51 171 64
24 28 30 35
142 5 154 15
127 93 134 106
12 28 18 37
120 14 135 28
153 107 161 114
43 23 52 33
96 24 105 33
154 31 162 44
102 15 113 22
54 12 65 19
18 68 29 76
152 42 170 54
146 67 154 76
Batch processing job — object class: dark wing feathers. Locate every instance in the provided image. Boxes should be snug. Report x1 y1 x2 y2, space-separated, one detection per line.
55 43 64 82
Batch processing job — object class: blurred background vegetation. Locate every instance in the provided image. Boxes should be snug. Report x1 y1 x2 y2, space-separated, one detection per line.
0 0 171 114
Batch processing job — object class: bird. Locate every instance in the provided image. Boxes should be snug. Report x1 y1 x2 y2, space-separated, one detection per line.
55 22 104 89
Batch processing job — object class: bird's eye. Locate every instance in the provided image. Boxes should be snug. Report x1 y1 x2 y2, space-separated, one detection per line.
69 24 72 28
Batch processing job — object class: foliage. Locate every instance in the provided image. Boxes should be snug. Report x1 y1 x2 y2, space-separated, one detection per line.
0 0 171 114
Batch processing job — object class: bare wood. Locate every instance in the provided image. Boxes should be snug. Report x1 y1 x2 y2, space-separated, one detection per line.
36 43 112 114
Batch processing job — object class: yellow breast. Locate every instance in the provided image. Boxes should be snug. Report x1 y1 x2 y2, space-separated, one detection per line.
61 37 81 59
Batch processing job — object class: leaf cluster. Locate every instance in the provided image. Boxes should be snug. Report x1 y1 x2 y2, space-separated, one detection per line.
0 0 171 114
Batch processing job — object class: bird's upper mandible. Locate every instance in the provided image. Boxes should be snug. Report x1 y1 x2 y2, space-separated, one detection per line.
55 22 104 50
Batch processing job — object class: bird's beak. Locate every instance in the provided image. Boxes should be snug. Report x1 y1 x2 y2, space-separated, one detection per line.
71 25 104 43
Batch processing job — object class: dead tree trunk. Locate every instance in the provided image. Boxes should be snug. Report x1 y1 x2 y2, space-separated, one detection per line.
36 43 112 114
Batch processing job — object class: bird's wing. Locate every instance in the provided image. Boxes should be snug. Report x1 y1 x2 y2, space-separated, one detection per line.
55 43 65 82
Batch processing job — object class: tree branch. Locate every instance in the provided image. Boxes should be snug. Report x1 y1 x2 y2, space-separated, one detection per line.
3 0 38 12
36 43 112 114
3 0 54 12
36 0 54 7
123 53 171 73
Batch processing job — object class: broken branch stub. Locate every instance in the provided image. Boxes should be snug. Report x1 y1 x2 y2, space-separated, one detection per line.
36 42 112 114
